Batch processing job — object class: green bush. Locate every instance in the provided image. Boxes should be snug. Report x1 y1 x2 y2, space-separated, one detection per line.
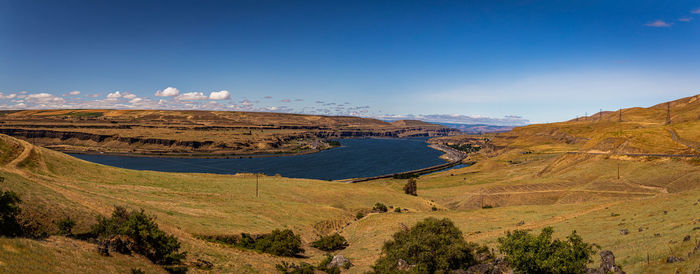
372 203 388 213
356 212 364 219
198 229 305 257
431 206 438 211
276 261 315 274
312 233 349 251
57 217 76 235
371 217 481 273
0 190 22 237
252 229 304 257
403 178 417 196
90 206 186 267
394 207 402 213
497 226 596 274
276 254 341 274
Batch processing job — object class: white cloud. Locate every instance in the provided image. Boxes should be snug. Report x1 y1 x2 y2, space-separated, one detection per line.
155 87 180 97
107 91 124 99
129 98 143 104
24 93 66 107
176 92 208 100
693 8 700 14
678 17 692 22
209 90 230 100
69 90 81 96
0 93 17 99
644 20 672 27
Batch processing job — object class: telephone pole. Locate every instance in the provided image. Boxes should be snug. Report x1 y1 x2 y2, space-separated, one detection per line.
599 109 603 121
619 108 622 122
256 173 260 197
617 163 620 180
665 102 671 125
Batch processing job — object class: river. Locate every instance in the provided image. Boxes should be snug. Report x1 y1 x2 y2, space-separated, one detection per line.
69 138 449 180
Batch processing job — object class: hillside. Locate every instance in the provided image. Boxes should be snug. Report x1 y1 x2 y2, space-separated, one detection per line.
0 110 458 156
1 95 699 273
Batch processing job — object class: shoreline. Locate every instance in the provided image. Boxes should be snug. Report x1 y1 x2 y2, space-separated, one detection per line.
342 143 468 183
56 136 437 159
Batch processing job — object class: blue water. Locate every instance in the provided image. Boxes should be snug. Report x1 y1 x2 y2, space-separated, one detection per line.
69 138 447 180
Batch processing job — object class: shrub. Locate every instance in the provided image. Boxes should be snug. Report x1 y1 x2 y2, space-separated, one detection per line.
498 226 596 274
276 261 315 274
403 178 417 196
199 229 304 257
57 217 76 235
252 229 304 257
431 206 438 211
276 254 341 274
371 217 482 273
90 206 186 267
394 207 402 213
356 212 364 219
312 233 349 251
372 203 388 213
0 190 22 237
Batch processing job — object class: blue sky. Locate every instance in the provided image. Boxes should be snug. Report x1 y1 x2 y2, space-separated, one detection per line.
1 0 699 125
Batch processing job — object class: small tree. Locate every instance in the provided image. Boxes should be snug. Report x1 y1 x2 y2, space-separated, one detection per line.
90 206 186 266
312 233 349 251
0 190 22 237
57 217 76 235
403 179 417 196
253 229 304 257
498 226 596 273
372 203 388 213
371 217 481 273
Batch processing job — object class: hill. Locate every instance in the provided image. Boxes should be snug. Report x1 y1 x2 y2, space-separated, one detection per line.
1 94 699 273
0 110 457 156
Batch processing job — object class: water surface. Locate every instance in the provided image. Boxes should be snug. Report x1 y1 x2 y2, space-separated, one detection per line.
70 138 447 180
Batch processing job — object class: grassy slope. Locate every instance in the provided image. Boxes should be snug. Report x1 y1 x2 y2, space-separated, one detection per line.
1 95 699 273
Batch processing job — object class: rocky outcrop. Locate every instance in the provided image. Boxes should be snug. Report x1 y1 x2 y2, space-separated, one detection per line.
326 255 351 269
586 250 624 274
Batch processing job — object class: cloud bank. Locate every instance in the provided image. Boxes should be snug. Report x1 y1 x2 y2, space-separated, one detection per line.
376 114 529 126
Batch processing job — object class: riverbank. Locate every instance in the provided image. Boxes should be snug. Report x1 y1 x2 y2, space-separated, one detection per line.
343 143 468 183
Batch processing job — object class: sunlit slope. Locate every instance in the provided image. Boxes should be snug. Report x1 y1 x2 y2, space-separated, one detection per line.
487 94 700 154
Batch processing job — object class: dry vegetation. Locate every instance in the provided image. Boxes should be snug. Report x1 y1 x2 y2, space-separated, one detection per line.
1 94 699 273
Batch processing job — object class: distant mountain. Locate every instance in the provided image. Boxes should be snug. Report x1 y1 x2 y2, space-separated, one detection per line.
435 123 515 134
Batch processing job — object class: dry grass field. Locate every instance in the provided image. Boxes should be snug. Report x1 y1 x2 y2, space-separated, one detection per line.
1 94 699 273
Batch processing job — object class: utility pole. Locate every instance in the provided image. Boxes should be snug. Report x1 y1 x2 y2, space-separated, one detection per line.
617 163 620 180
619 108 622 122
599 109 603 121
665 102 671 125
585 112 588 121
256 173 260 198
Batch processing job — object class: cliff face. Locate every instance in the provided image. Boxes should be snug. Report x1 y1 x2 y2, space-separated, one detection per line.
0 110 459 156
